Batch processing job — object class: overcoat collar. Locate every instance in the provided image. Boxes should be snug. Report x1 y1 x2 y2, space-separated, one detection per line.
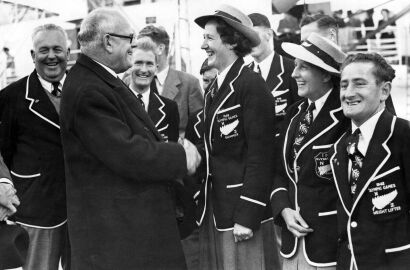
162 68 180 100
283 88 344 182
77 54 163 141
25 70 60 129
331 110 395 215
148 91 167 130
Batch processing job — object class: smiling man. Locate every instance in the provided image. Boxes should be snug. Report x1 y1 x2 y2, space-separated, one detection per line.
330 53 410 270
0 24 70 270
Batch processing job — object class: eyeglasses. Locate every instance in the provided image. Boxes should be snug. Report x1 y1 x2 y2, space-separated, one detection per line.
106 33 134 44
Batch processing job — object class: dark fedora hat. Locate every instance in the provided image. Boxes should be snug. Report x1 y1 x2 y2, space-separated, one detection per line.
195 4 261 47
0 221 29 269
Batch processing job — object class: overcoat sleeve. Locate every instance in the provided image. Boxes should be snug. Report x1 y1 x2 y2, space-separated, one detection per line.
72 87 187 183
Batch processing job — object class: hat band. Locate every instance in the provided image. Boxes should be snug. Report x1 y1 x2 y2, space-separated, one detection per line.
214 10 241 23
303 41 339 70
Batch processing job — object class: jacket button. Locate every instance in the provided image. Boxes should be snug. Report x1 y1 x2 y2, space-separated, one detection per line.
347 244 351 250
351 221 358 228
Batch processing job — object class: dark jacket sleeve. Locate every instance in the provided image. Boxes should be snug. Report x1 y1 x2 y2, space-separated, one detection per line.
73 87 187 183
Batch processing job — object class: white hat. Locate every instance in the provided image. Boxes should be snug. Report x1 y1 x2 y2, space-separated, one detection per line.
195 4 260 47
282 33 346 74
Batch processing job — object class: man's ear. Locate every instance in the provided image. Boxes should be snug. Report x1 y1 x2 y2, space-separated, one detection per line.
30 49 35 63
157 44 165 56
380 81 391 102
322 72 332 83
103 34 113 53
66 48 71 60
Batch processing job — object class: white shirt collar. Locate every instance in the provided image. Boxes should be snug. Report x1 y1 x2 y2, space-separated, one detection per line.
351 109 384 156
93 59 117 78
129 84 150 111
253 51 274 80
217 62 235 87
156 66 169 86
37 73 66 93
308 88 332 121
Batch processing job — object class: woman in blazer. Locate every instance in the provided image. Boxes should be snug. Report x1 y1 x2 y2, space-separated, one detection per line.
193 4 276 270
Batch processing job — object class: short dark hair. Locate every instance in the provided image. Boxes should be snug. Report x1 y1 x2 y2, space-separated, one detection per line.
248 13 271 28
300 14 338 30
137 25 170 56
213 18 253 58
341 53 396 83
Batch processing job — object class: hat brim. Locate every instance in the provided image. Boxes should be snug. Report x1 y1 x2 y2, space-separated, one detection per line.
282 42 340 75
195 15 260 47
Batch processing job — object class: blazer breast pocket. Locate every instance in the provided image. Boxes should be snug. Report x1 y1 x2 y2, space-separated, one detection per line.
215 105 242 143
368 166 405 221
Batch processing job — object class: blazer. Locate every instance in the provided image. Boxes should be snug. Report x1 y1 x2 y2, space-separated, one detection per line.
60 54 188 270
0 70 66 227
160 68 204 136
271 88 350 267
330 110 410 270
147 91 179 143
195 58 276 231
248 53 300 137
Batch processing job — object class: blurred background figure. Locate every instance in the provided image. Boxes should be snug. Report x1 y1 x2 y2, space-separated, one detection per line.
199 58 217 92
379 8 396 39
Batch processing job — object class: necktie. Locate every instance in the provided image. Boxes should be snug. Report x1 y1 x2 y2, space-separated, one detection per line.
347 128 363 196
51 82 61 97
290 102 316 168
210 79 219 99
137 94 145 110
257 64 262 76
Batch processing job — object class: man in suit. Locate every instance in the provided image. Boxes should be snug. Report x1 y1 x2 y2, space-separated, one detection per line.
300 14 396 115
271 33 349 270
330 53 410 270
137 25 204 137
248 13 299 137
60 8 201 270
0 24 70 270
129 38 180 143
0 153 19 221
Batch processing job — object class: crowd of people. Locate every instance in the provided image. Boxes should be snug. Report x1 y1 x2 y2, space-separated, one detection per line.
0 3 409 270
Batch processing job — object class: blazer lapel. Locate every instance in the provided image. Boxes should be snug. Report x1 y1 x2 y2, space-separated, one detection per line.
162 69 180 100
331 132 353 213
295 88 343 158
148 92 166 129
351 111 394 208
266 53 284 93
25 70 60 129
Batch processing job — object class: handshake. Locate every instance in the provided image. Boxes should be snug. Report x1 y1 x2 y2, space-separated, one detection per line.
179 138 202 175
0 182 20 221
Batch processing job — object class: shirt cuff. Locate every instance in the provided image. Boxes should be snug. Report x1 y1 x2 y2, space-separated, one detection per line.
0 178 13 185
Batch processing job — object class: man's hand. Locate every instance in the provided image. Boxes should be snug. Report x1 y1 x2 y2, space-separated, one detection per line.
281 208 313 238
233 223 253 242
180 138 201 175
0 183 19 215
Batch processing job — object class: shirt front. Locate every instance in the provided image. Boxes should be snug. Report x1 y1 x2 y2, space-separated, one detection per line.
129 84 150 111
155 66 170 96
216 61 235 89
308 88 332 121
37 73 66 93
253 51 274 80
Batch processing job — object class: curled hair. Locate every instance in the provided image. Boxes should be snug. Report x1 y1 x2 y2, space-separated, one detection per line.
137 25 170 56
213 18 253 58
32 24 68 46
341 53 396 83
133 38 158 64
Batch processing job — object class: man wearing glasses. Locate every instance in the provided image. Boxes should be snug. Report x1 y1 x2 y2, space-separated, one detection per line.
60 7 201 269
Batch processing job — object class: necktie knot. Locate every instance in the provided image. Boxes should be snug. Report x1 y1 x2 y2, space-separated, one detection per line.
51 82 61 97
137 93 145 109
347 128 361 157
